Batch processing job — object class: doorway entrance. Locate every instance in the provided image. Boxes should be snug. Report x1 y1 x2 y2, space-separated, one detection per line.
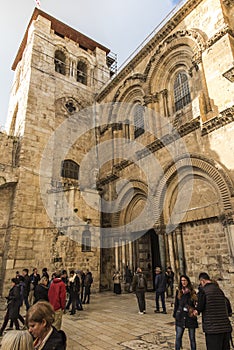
133 229 161 290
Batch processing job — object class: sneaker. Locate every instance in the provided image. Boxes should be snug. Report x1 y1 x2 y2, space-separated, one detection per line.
154 310 160 313
161 311 167 314
138 311 144 314
143 311 146 314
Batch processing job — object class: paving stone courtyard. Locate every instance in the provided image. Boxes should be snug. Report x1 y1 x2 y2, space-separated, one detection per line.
0 291 233 349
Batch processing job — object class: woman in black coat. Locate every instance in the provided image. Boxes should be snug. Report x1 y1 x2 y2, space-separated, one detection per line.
173 275 198 350
0 278 21 335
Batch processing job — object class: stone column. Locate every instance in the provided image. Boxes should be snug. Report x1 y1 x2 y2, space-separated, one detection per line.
115 241 119 271
128 240 133 271
121 240 126 276
225 224 234 257
161 89 169 118
143 93 159 137
158 233 166 269
168 233 176 274
175 226 185 276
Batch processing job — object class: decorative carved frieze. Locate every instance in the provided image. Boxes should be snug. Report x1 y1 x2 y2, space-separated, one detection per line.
143 93 159 105
201 106 234 135
207 25 233 48
97 173 119 187
223 66 234 82
223 0 234 7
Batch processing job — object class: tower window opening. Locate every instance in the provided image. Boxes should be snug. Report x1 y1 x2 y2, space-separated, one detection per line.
54 50 66 75
77 61 87 85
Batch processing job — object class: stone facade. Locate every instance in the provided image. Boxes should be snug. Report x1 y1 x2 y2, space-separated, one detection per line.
0 0 234 300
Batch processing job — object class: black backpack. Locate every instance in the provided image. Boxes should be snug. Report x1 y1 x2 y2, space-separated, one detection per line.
137 274 145 289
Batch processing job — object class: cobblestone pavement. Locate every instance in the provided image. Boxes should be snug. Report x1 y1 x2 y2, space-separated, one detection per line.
0 292 233 349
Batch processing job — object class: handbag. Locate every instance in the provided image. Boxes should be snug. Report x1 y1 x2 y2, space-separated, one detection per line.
187 305 196 318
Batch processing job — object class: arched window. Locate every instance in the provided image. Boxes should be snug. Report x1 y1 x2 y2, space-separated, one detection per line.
61 160 79 180
77 61 87 85
54 50 66 75
82 228 91 252
134 104 145 138
174 72 191 111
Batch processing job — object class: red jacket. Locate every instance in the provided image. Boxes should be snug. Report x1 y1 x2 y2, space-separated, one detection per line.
48 278 66 311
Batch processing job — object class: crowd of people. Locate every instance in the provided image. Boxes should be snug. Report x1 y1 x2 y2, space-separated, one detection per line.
0 267 93 349
0 265 232 350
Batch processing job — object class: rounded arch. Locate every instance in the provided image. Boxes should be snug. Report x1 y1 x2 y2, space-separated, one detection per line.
155 155 233 227
111 180 148 228
144 28 206 94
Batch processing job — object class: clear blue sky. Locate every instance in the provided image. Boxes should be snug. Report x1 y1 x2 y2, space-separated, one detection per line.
1 0 180 129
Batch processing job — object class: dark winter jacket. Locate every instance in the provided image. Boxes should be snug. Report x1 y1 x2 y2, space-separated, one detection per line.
34 284 49 303
23 274 31 297
173 289 198 329
132 272 147 293
84 272 93 287
196 282 232 334
36 326 66 350
155 272 167 293
7 285 21 319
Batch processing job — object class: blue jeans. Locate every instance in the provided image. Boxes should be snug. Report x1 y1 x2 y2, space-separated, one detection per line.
175 326 196 350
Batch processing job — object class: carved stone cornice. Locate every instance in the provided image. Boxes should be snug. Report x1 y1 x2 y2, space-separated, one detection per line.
143 93 159 105
223 66 234 82
201 106 234 135
96 173 119 187
207 25 233 48
223 0 234 7
136 117 200 160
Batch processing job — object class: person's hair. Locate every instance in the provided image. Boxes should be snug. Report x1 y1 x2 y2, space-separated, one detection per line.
179 275 192 289
136 267 142 273
42 267 47 273
39 276 48 285
26 301 55 329
23 268 29 274
178 275 197 301
199 272 210 280
1 330 34 350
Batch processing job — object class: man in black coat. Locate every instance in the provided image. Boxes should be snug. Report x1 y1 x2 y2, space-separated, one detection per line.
154 266 167 314
22 268 31 310
195 272 232 350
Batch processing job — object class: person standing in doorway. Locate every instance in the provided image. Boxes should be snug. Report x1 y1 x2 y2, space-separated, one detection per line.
124 266 133 293
132 267 147 314
166 266 175 298
112 270 122 295
154 266 167 314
